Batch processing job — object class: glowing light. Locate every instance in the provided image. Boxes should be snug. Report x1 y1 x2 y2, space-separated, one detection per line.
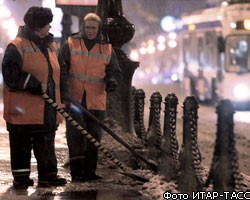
147 39 154 46
130 50 139 61
157 35 165 43
168 32 177 40
188 24 196 31
42 0 63 37
161 16 176 32
168 40 177 48
7 25 18 40
230 48 235 54
217 15 222 21
244 19 250 30
139 47 147 55
2 18 18 40
221 1 228 6
157 43 166 51
0 5 11 18
230 22 236 29
147 45 155 54
171 74 178 81
151 77 159 85
233 84 250 100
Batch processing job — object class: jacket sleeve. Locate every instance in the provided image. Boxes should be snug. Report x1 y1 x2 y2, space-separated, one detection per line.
105 49 122 84
2 43 42 94
58 41 70 102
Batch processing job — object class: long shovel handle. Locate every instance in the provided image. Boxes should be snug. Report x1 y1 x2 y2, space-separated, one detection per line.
69 98 158 172
42 93 149 183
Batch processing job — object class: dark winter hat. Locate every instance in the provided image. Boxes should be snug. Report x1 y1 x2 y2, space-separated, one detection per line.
23 6 53 31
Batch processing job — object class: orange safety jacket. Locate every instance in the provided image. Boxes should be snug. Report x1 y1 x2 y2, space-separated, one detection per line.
68 36 112 111
3 37 63 124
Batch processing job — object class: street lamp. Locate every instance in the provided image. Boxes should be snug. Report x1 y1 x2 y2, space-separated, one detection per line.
96 0 139 134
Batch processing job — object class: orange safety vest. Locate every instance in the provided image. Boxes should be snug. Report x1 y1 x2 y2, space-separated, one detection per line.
68 36 112 110
3 37 63 124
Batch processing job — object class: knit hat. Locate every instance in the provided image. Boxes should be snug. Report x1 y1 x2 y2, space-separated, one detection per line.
23 6 53 31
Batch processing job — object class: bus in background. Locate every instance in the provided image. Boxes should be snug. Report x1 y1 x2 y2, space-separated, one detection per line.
178 0 250 109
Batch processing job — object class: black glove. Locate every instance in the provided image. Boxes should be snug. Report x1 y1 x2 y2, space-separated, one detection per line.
62 98 70 112
106 78 118 92
25 75 43 95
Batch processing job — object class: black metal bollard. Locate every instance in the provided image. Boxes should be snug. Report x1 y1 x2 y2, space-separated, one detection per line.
206 99 243 193
159 93 180 181
178 96 203 194
146 91 162 164
133 88 147 146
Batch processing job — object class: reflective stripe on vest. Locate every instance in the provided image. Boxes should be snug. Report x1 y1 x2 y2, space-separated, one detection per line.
22 46 39 53
41 83 60 91
68 73 104 84
20 45 58 55
71 49 111 63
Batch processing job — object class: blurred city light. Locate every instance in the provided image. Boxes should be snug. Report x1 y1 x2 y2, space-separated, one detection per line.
168 32 177 40
221 1 229 6
244 19 250 30
132 30 179 86
230 22 236 29
0 5 10 18
157 43 166 51
160 16 177 32
139 47 147 55
151 77 159 85
233 84 250 100
129 49 139 61
188 24 196 31
168 40 177 48
171 74 178 81
0 1 19 41
147 39 154 46
2 18 17 40
147 45 155 54
42 0 63 37
157 35 165 43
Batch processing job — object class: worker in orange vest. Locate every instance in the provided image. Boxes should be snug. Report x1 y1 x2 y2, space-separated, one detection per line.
59 13 121 182
2 6 67 188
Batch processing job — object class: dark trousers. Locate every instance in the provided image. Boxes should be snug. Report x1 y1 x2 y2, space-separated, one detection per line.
9 129 58 181
66 109 105 178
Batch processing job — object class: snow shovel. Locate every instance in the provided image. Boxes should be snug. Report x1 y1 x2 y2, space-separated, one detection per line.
42 93 149 183
69 97 158 172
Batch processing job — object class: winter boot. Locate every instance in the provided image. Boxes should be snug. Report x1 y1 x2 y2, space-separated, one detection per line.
38 175 67 187
13 177 34 189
